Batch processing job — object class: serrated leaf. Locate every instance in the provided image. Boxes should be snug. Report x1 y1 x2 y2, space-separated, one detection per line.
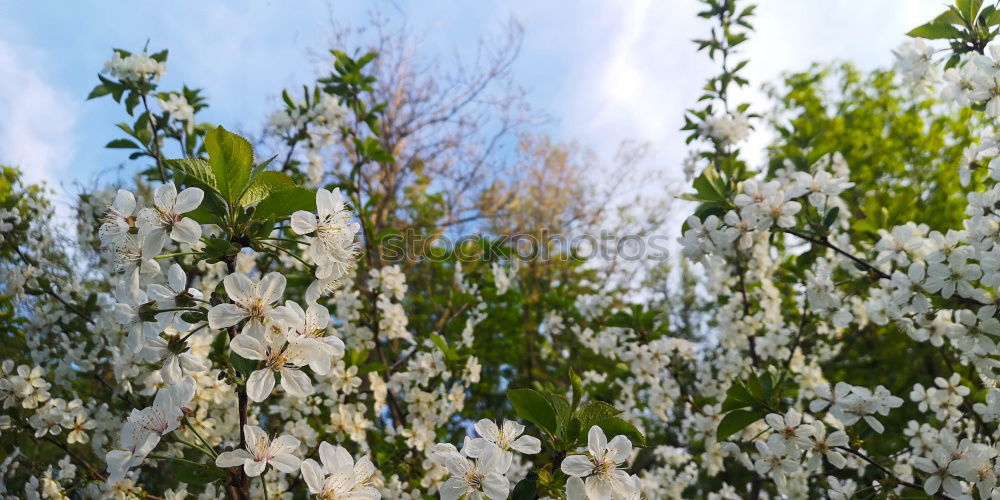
184 192 227 225
205 126 253 204
937 6 966 25
254 187 317 221
549 394 572 435
166 158 217 190
248 155 278 184
987 7 1000 25
150 49 169 63
87 83 111 100
721 382 755 412
586 416 646 448
907 21 964 39
565 417 581 444
717 409 765 441
575 401 622 431
230 353 257 378
239 171 296 207
958 0 983 23
508 388 557 436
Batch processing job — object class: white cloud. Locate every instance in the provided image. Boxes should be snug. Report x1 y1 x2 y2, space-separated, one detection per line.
540 0 944 181
0 39 79 187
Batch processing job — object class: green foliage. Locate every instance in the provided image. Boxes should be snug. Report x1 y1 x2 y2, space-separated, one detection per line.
252 186 317 220
507 372 647 454
766 63 980 241
204 126 254 204
167 158 217 190
908 0 1000 59
172 459 229 485
507 388 558 436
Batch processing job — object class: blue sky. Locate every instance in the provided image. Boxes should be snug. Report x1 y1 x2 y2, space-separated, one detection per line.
0 1 943 193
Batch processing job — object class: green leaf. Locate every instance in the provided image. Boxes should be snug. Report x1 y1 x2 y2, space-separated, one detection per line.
987 7 1000 26
173 460 228 485
958 0 983 23
822 206 840 228
575 401 622 431
759 372 773 401
565 417 582 444
721 382 756 411
239 171 296 207
205 126 254 204
510 474 538 500
253 187 317 221
691 164 726 201
166 158 218 190
150 49 169 63
507 388 558 436
184 192 227 225
430 333 460 361
87 83 111 100
569 367 584 409
907 21 964 39
248 154 278 184
938 6 966 26
357 362 388 374
230 353 257 378
106 138 141 149
717 409 765 441
588 416 646 448
549 394 572 435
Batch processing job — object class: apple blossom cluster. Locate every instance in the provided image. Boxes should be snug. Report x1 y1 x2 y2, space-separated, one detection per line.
672 138 1000 495
17 2 1000 497
268 93 346 146
665 14 1000 494
102 50 166 83
158 93 197 134
893 39 939 96
0 176 393 497
267 92 348 186
698 112 750 145
900 42 1000 116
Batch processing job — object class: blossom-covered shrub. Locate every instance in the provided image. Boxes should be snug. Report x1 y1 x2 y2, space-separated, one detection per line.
7 0 1000 499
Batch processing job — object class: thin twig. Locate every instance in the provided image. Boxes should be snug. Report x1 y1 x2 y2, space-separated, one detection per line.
836 446 947 499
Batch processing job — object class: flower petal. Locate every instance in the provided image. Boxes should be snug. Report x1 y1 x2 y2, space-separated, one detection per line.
511 435 541 455
279 367 313 397
566 476 587 500
223 273 255 306
208 304 246 329
153 183 178 211
258 272 286 305
229 334 264 360
215 449 252 468
173 187 204 214
246 369 275 402
290 211 318 235
170 217 202 244
587 425 607 458
268 452 301 473
300 459 323 493
560 455 593 477
482 472 510 500
475 419 500 441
